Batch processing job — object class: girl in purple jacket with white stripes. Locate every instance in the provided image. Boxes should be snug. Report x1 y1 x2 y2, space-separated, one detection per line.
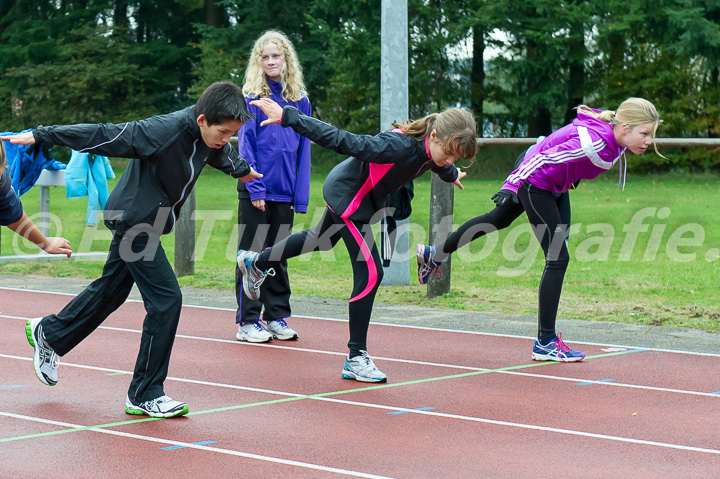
417 97 662 362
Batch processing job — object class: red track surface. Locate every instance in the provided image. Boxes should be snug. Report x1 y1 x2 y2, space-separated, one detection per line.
1 287 719 478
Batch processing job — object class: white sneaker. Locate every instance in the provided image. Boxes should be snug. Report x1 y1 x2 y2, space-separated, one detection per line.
236 250 275 301
236 321 273 343
267 319 298 340
125 395 188 418
341 351 387 383
26 317 59 386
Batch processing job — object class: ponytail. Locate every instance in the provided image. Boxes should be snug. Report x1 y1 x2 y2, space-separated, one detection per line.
577 105 615 123
392 114 437 138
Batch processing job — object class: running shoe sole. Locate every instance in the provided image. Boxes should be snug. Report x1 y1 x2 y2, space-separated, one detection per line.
341 370 388 383
236 255 257 301
272 332 298 340
125 403 189 418
531 352 585 362
235 332 273 343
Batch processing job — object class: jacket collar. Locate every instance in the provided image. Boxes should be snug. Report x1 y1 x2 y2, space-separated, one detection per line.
186 106 203 140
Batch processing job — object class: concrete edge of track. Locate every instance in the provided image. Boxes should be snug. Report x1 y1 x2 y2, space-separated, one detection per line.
0 273 718 354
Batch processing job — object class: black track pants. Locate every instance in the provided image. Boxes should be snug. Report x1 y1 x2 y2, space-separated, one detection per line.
42 232 182 403
235 199 294 323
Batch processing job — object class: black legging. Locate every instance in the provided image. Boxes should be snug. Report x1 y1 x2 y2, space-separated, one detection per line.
434 182 571 340
518 183 571 340
254 207 383 356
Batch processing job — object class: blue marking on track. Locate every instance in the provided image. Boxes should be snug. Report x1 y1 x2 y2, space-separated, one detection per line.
388 406 435 415
576 378 615 386
161 440 217 450
1 385 29 390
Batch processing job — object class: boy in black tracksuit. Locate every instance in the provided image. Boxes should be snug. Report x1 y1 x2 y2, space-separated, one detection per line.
237 97 477 383
1 82 261 418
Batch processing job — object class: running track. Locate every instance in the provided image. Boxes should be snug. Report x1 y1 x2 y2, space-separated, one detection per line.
1 286 719 478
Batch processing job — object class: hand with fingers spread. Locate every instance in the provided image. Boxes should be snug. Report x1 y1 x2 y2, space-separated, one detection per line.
249 98 283 127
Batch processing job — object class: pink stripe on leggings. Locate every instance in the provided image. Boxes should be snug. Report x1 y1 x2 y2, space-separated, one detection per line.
343 218 378 302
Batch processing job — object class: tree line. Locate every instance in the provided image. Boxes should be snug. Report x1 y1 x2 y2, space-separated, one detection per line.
0 0 718 170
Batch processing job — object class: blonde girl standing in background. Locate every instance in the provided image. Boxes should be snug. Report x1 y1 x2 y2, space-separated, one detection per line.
234 30 312 343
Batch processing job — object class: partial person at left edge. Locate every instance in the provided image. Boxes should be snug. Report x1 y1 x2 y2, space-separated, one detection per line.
0 81 262 419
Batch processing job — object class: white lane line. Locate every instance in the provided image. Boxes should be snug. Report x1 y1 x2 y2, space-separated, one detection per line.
2 375 720 458
310 397 720 456
0 411 397 479
2 315 719 398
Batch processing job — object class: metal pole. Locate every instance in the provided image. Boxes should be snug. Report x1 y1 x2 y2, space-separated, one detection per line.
427 172 454 297
174 186 195 277
39 186 50 253
380 0 410 286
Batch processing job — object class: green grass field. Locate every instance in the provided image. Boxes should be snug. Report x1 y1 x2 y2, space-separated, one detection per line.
2 166 718 332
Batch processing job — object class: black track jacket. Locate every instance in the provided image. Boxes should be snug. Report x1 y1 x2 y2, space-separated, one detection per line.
33 106 251 235
280 106 458 224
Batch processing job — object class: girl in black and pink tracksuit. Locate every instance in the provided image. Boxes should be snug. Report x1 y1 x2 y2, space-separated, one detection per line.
237 99 478 382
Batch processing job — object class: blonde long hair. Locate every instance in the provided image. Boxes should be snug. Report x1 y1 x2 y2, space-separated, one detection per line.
577 97 663 154
242 30 306 102
393 108 478 161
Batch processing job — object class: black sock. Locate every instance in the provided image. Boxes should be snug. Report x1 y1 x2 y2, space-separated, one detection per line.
538 333 556 346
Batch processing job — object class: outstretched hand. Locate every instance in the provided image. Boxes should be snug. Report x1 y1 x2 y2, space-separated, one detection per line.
453 167 467 190
42 237 72 258
239 166 263 183
249 98 283 127
0 131 35 145
491 189 519 207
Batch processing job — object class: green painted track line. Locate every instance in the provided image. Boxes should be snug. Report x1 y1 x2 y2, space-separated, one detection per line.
0 349 641 444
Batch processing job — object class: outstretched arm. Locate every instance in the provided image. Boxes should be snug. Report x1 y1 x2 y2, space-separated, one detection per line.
250 98 410 164
0 131 35 145
7 213 72 257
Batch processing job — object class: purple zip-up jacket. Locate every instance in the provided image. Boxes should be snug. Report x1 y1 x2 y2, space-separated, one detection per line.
502 109 626 194
237 79 311 213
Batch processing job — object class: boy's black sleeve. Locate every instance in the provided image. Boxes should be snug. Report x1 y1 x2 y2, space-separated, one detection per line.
207 144 251 178
32 119 166 160
280 106 411 164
